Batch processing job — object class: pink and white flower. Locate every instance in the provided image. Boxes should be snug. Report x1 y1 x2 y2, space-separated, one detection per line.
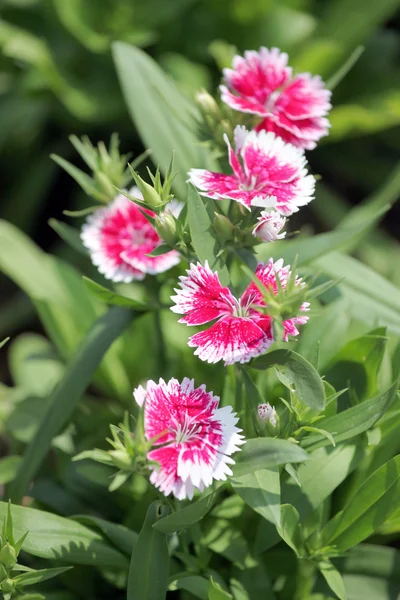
220 47 331 150
188 128 315 215
171 260 309 365
253 210 286 242
258 403 278 426
81 188 180 282
134 378 245 500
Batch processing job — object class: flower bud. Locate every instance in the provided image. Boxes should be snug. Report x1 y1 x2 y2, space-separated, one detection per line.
253 210 286 243
258 403 278 427
155 212 179 246
0 578 15 593
196 89 219 117
133 173 162 209
109 449 134 471
0 543 16 568
213 213 234 242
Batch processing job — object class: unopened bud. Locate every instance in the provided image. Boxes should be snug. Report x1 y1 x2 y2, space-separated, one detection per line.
213 213 233 242
196 89 219 116
109 449 133 471
253 210 286 243
258 403 278 427
0 578 15 593
133 174 162 209
155 212 179 246
0 544 16 567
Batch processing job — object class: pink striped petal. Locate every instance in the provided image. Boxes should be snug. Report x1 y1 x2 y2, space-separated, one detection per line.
171 261 237 325
188 315 272 365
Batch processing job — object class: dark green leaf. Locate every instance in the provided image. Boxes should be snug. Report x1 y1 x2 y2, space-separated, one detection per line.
127 501 170 600
0 456 23 485
251 349 325 411
319 560 347 600
72 515 137 557
276 504 302 556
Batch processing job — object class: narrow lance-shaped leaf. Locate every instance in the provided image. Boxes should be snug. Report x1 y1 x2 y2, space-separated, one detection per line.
232 438 309 478
127 501 170 600
48 219 88 256
231 467 281 526
251 349 326 411
153 488 220 534
9 306 133 504
318 560 347 600
13 567 73 589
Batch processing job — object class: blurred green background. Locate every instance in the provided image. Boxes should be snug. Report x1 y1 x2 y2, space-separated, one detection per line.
1 0 400 360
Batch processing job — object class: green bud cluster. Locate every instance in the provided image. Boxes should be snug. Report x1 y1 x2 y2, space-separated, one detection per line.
51 133 133 204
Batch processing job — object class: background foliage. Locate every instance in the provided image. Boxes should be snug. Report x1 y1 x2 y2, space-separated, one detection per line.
1 0 400 599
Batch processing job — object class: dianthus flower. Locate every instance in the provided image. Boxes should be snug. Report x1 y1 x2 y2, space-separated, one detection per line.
253 210 286 242
81 188 180 282
134 377 244 500
188 127 314 215
220 47 331 150
171 260 309 365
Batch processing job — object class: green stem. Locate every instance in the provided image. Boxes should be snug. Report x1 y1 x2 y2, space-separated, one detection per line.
9 306 133 504
294 559 316 600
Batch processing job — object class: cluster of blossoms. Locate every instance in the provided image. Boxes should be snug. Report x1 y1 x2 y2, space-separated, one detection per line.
79 47 331 499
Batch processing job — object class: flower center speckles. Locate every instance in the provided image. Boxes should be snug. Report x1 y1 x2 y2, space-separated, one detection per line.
239 174 258 191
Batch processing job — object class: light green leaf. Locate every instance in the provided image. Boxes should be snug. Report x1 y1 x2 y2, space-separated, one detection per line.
187 186 230 286
48 219 88 256
231 467 280 526
318 455 400 552
326 46 364 90
301 379 399 450
208 576 232 599
83 277 152 310
0 456 22 485
153 488 218 533
112 42 215 198
14 567 72 588
0 337 10 350
127 501 169 600
233 438 309 478
319 560 347 600
9 307 133 504
251 349 325 411
0 502 127 568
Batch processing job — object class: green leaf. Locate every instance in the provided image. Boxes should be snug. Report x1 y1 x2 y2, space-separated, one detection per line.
251 349 325 411
153 488 218 533
112 42 215 198
319 560 347 600
127 501 170 600
326 46 364 90
231 467 281 526
254 442 365 555
257 203 388 267
187 186 230 286
9 306 133 504
208 576 232 600
62 207 99 218
72 515 137 556
324 329 388 402
82 277 152 310
171 576 209 599
318 455 400 552
301 379 399 450
314 252 400 333
233 438 309 478
13 567 73 588
276 504 302 556
48 219 88 256
0 502 127 568
0 456 22 485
